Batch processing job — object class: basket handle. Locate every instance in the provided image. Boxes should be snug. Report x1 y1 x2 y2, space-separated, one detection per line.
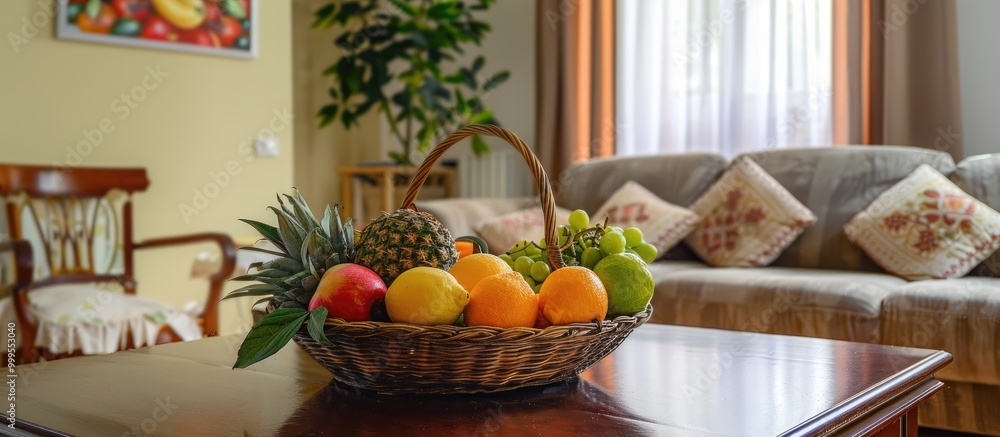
400 124 566 270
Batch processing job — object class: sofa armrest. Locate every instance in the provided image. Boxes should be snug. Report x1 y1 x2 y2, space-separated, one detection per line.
415 197 536 237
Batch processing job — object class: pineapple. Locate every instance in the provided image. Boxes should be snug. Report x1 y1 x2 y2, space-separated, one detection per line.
230 189 354 310
354 209 459 285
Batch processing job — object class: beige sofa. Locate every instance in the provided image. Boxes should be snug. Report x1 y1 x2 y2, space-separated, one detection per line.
418 146 1000 435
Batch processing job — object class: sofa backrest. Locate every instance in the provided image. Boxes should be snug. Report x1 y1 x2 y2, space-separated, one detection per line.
556 153 729 213
739 146 956 272
556 153 728 262
951 153 1000 276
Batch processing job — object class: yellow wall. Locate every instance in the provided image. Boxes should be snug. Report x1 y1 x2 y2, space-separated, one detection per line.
1 0 294 334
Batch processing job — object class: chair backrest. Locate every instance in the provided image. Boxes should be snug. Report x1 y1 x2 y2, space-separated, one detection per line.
0 165 149 292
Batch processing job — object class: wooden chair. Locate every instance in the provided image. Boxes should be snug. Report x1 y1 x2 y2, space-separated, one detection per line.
0 239 33 295
0 164 236 363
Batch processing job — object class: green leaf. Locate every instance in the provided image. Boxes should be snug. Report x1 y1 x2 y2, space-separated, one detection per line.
389 0 418 16
331 204 346 252
427 1 461 20
85 0 101 19
222 284 284 301
307 307 333 346
262 257 304 272
460 68 476 89
319 205 334 240
238 219 287 255
233 308 309 369
238 245 286 258
268 206 306 261
301 228 333 274
317 105 340 129
472 56 485 73
289 188 322 231
471 135 490 156
468 109 494 125
483 71 510 91
231 269 289 281
312 3 337 28
344 217 355 251
221 0 247 19
283 270 312 288
251 296 274 309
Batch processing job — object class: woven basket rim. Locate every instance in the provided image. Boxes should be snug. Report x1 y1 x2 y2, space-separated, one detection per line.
273 303 653 338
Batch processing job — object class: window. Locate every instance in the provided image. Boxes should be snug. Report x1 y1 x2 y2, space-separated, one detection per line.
617 0 833 156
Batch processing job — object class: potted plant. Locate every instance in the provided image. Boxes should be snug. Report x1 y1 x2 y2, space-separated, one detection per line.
313 0 510 166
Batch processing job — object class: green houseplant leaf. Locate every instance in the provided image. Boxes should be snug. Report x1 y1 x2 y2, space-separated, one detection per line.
233 308 310 369
315 0 508 165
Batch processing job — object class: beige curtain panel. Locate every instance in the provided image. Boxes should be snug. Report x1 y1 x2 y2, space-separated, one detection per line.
535 0 616 182
833 0 963 160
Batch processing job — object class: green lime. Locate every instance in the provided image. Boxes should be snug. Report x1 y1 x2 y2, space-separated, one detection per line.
593 253 654 317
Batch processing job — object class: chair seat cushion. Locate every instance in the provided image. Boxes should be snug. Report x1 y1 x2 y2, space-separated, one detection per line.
880 278 1000 384
650 265 906 342
0 284 202 355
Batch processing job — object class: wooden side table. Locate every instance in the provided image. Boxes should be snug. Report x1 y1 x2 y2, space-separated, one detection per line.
337 165 454 220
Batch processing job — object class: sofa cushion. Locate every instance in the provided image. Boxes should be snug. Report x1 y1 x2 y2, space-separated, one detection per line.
845 164 1000 280
474 206 572 255
415 198 537 239
880 277 1000 384
738 146 956 272
649 265 905 342
685 157 817 267
594 181 699 260
952 153 1000 277
558 154 728 263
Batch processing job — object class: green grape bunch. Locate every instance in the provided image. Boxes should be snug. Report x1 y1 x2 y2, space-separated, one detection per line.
503 209 659 290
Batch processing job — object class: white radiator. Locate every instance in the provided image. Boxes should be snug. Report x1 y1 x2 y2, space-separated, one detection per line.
457 148 531 198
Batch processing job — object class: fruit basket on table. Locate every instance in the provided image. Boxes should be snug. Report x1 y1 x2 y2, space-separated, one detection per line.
229 124 653 395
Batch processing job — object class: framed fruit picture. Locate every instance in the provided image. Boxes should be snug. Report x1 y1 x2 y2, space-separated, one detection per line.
56 0 258 59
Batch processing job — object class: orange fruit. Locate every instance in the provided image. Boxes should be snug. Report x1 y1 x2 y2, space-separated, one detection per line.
455 240 476 258
448 253 513 292
538 266 608 325
464 271 538 328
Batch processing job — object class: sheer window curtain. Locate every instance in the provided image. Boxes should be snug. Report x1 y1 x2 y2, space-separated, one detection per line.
617 0 833 157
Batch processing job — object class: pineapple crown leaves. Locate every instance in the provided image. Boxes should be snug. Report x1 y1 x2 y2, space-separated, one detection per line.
226 189 355 303
230 188 348 370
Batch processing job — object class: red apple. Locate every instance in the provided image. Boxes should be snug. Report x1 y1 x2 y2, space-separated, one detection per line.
308 263 387 322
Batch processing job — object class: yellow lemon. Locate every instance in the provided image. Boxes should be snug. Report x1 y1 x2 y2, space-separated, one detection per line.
386 267 469 325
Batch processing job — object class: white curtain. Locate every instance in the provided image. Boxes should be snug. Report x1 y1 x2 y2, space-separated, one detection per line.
617 0 833 157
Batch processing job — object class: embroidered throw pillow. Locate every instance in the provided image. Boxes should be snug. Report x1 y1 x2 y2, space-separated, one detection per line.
475 207 572 255
844 164 1000 280
685 157 817 267
592 181 698 260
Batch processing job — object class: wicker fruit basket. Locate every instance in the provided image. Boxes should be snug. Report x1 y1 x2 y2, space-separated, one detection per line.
284 124 652 395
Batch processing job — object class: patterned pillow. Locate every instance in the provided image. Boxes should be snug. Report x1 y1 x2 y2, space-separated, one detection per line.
844 164 1000 280
685 157 817 267
592 181 698 260
475 207 572 255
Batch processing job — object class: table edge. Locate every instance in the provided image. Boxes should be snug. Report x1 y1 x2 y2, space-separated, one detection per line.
779 350 953 437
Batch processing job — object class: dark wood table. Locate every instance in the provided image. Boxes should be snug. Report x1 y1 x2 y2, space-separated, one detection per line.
4 324 951 436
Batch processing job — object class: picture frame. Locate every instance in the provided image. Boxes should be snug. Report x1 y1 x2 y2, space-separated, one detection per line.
56 0 259 59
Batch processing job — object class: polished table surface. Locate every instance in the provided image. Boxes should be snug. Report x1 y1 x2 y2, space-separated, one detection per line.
8 324 951 436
